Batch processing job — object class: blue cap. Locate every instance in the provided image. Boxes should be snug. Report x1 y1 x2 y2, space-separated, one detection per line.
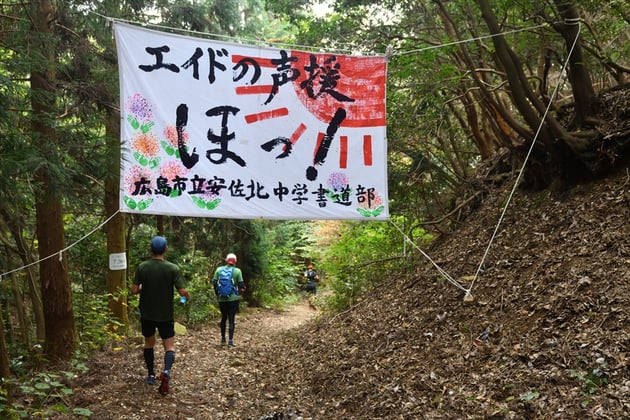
150 236 167 254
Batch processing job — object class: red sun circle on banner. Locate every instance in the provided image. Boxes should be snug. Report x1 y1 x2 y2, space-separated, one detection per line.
289 51 387 128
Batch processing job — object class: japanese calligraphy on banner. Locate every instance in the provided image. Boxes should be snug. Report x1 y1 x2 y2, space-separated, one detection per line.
114 22 389 220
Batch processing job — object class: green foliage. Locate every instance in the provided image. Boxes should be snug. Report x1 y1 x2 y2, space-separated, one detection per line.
239 220 268 279
249 221 317 307
0 371 92 419
518 388 540 402
66 216 109 294
174 272 221 325
569 365 610 408
7 343 45 379
320 218 423 310
253 264 299 308
6 291 120 378
74 292 126 350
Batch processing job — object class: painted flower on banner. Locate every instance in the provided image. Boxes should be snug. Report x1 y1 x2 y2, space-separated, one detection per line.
159 160 188 180
131 132 161 169
325 172 352 202
156 161 189 198
132 132 160 156
190 186 222 211
126 93 154 133
162 125 189 158
123 165 155 211
356 189 385 218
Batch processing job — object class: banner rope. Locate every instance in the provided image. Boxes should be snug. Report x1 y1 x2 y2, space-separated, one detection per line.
387 19 581 300
464 19 581 298
91 11 552 59
388 220 467 293
0 210 121 281
395 24 548 57
92 12 365 56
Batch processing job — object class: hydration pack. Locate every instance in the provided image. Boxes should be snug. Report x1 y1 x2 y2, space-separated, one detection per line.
216 266 236 298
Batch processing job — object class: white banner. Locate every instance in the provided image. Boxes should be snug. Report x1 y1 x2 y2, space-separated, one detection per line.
114 22 388 220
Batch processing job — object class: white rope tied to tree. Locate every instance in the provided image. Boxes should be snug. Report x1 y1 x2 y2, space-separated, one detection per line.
396 23 548 57
465 21 581 298
93 11 552 58
387 22 581 302
0 210 121 280
388 220 467 294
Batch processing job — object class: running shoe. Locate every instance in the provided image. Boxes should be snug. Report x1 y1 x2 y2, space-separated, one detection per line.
145 374 156 385
158 370 170 395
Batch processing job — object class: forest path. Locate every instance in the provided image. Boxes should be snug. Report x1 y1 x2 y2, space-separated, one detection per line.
71 298 321 419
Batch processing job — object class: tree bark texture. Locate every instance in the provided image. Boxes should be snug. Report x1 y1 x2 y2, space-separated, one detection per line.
105 108 129 325
0 206 46 342
0 301 12 403
31 0 77 360
551 0 597 128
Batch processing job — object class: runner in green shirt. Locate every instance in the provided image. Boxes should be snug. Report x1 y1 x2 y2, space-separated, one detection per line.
131 236 189 395
212 253 245 348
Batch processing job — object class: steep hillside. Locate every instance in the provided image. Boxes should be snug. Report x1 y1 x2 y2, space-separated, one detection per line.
267 166 629 419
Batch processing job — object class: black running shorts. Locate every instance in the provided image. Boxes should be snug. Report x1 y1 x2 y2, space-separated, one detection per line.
141 319 175 339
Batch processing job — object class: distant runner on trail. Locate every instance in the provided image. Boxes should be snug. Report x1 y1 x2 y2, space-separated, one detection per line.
212 253 245 348
304 263 319 294
131 236 190 395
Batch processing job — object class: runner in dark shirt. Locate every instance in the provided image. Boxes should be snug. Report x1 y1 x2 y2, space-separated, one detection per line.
131 236 189 395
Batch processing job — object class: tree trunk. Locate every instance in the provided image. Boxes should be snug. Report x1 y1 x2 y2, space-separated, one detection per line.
474 0 600 185
434 0 533 150
551 0 597 128
476 0 558 146
31 0 77 360
156 216 165 236
0 301 12 404
105 108 129 325
9 271 30 348
34 175 77 360
26 267 46 343
0 206 46 342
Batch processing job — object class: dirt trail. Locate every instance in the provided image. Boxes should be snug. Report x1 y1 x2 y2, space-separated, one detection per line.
71 299 321 419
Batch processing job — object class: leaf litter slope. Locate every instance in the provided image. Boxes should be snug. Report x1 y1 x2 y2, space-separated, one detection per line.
262 166 630 419
280 167 629 419
70 168 629 419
